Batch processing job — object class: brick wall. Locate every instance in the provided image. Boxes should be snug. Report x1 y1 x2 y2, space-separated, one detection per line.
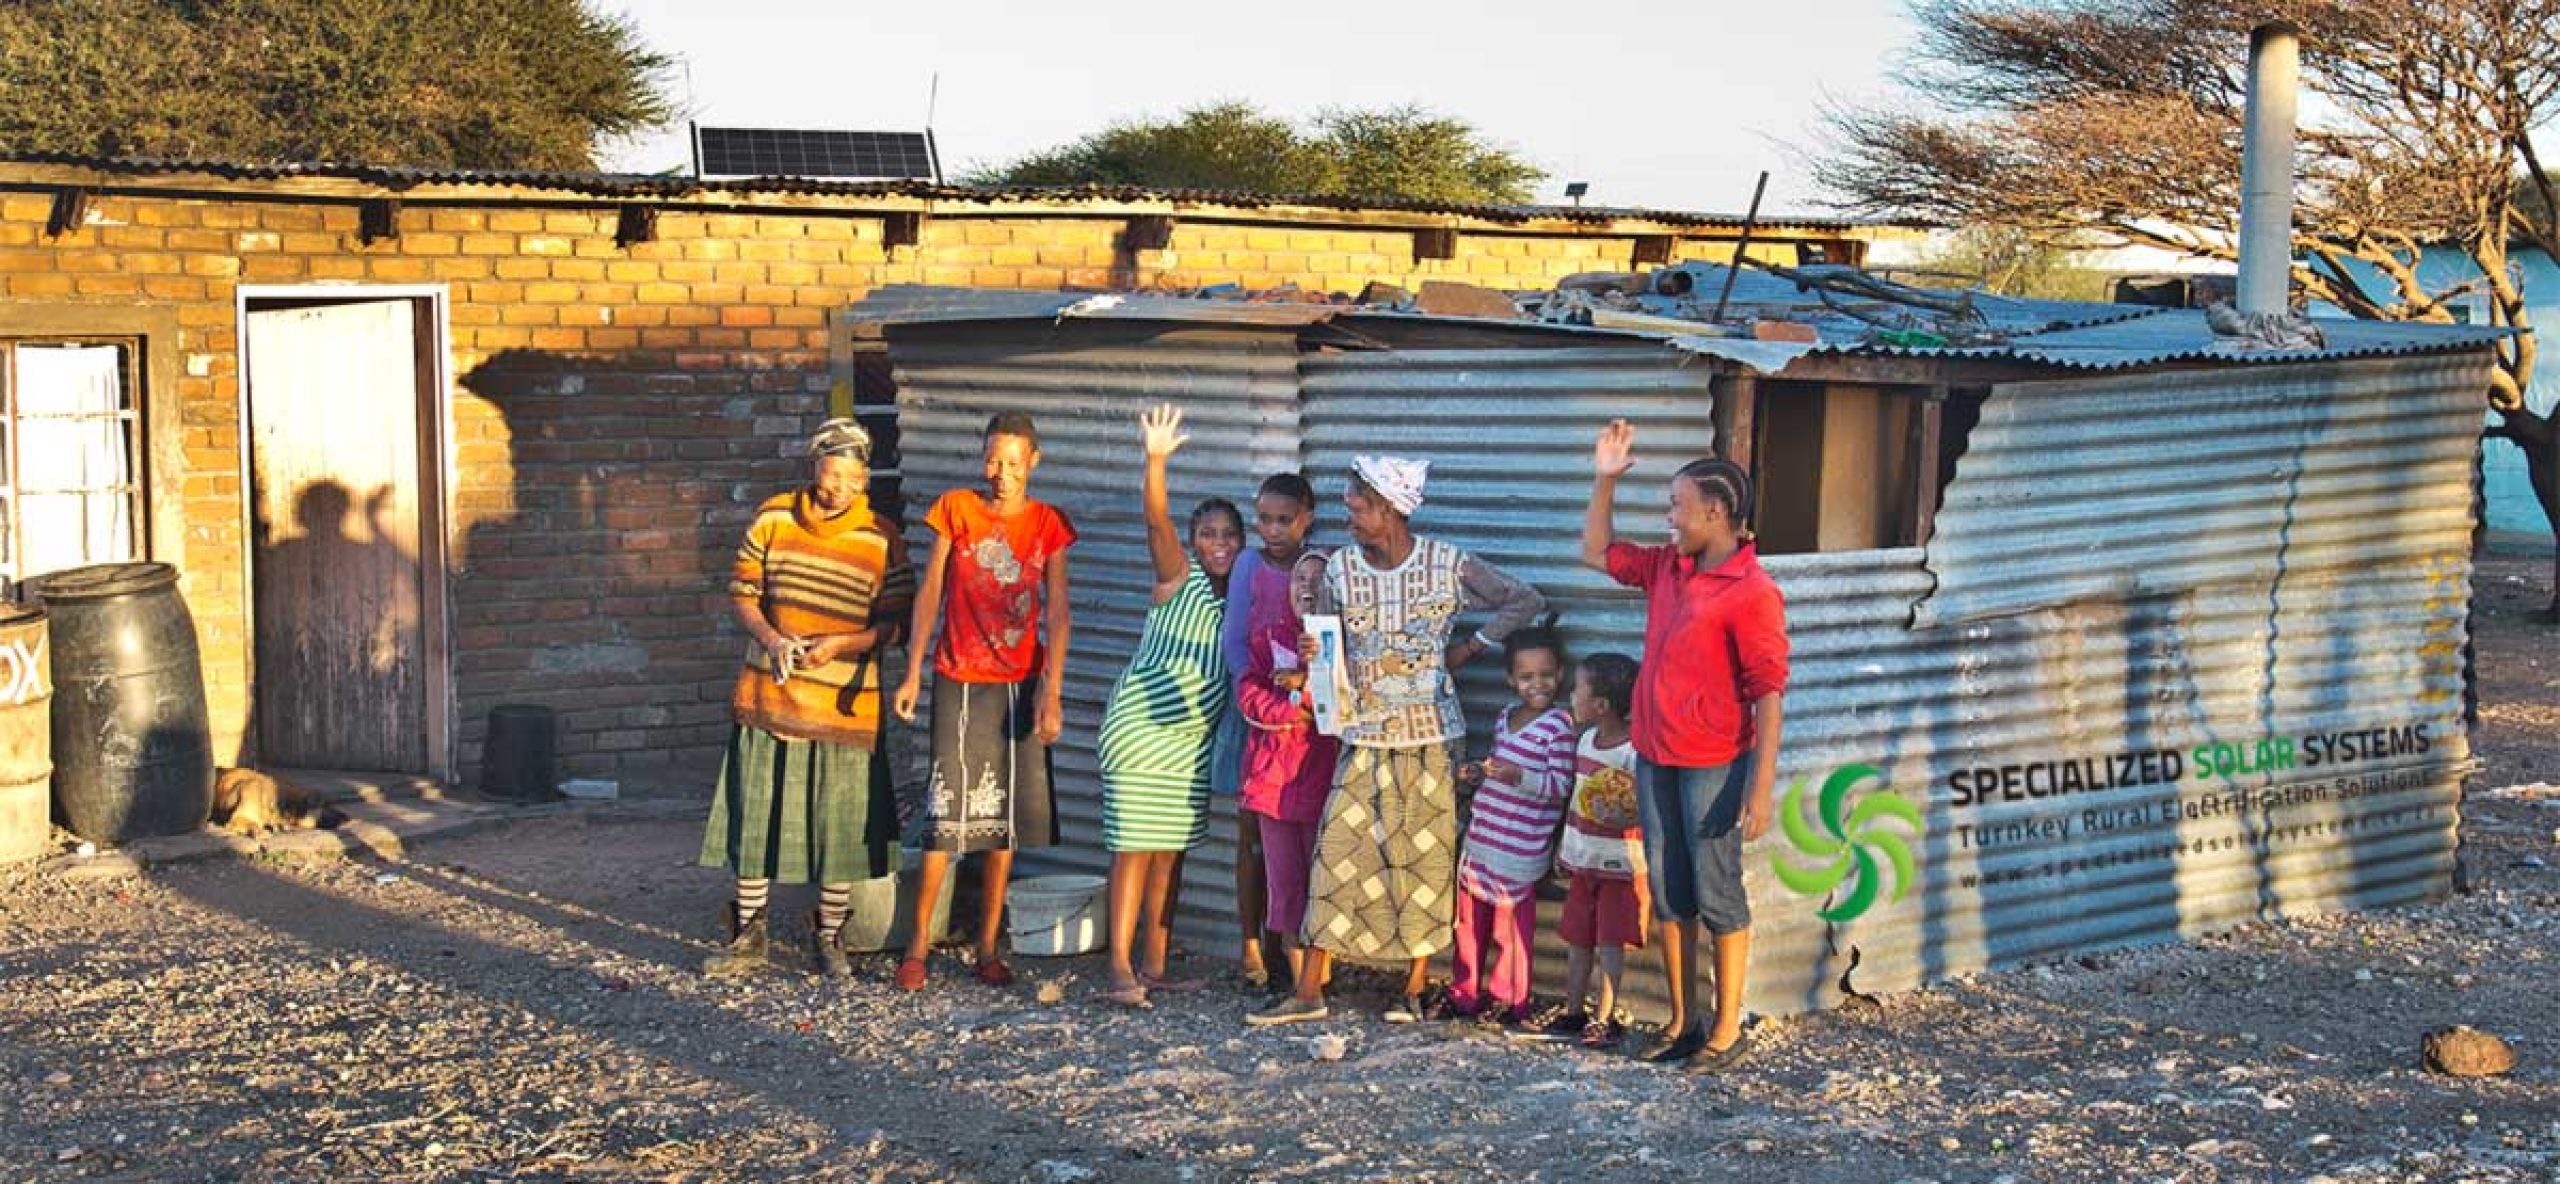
0 175 1866 790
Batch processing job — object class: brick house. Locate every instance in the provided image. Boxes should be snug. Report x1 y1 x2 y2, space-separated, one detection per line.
0 155 1891 791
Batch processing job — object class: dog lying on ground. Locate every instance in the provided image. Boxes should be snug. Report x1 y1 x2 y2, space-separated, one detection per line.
210 767 347 835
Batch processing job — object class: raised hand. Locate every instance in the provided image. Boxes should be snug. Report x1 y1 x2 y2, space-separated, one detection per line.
1140 403 1188 459
1597 415 1638 474
1594 419 1637 478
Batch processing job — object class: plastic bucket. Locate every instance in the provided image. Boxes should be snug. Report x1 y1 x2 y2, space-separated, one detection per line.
480 705 559 802
838 848 957 954
1006 873 1106 957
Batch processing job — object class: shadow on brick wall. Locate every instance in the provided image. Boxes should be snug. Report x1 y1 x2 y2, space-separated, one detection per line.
452 349 827 795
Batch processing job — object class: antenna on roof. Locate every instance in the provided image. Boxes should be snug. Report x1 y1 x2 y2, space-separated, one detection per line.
925 74 943 184
1710 170 1771 324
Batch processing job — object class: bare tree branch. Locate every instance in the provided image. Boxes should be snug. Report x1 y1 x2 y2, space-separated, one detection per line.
1820 0 2560 595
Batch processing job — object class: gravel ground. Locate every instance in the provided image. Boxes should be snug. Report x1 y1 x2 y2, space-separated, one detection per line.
1 552 2553 1183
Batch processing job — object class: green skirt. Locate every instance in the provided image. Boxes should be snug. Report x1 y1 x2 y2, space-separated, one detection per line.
699 724 894 884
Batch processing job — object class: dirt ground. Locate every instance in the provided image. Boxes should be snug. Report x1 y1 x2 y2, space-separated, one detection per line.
2 552 2554 1183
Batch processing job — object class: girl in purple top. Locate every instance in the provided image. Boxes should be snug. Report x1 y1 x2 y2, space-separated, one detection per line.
1216 472 1320 987
1446 621 1578 1024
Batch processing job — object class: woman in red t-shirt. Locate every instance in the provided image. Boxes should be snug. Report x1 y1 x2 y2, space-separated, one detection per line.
890 412 1077 992
1580 418 1789 1075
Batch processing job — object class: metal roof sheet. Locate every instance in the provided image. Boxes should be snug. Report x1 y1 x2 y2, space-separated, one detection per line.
848 279 2510 374
0 152 1883 229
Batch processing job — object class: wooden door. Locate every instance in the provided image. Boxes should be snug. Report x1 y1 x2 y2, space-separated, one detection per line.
244 299 428 772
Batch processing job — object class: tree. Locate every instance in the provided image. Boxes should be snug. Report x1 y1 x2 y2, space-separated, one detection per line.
1819 0 2560 616
1908 225 2116 301
0 0 678 172
969 102 1546 205
968 102 1321 194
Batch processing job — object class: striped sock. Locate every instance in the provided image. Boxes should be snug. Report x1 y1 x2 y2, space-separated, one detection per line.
735 877 771 921
817 882 854 939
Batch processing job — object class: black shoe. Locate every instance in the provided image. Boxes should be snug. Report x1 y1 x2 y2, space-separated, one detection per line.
1639 1023 1707 1064
703 904 769 978
812 910 850 981
1683 1030 1754 1075
1513 1010 1589 1044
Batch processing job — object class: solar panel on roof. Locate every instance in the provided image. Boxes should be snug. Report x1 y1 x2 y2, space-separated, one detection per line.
692 127 938 180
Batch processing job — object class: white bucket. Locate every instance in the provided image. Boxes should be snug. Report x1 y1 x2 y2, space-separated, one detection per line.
838 848 956 954
1007 873 1106 957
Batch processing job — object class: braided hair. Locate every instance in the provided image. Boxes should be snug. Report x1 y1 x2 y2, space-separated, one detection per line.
1190 496 1244 535
1674 457 1755 535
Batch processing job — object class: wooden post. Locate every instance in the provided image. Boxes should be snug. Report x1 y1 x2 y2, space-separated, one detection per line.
1906 386 1946 547
1714 370 1759 469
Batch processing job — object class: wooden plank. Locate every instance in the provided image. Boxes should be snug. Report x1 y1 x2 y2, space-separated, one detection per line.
1713 372 1758 472
245 300 427 773
1908 387 1946 547
409 298 452 783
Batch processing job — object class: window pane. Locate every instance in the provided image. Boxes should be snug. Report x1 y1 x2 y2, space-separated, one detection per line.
18 416 131 494
20 492 86 578
12 344 126 415
85 492 134 566
4 343 140 580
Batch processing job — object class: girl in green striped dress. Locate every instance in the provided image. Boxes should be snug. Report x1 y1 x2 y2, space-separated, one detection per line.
1097 404 1244 1007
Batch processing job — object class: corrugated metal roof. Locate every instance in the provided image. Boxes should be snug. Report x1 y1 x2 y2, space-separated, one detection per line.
0 152 1883 230
849 280 2510 375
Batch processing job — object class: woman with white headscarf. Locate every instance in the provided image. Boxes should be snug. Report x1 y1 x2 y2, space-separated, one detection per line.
1246 455 1546 1026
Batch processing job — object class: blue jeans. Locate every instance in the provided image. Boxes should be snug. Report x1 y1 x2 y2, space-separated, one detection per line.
1636 759 1751 935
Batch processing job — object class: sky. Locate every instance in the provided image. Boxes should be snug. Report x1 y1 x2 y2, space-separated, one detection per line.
593 0 1920 217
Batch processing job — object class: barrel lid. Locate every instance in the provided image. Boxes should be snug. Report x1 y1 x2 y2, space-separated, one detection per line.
0 602 43 625
25 561 178 602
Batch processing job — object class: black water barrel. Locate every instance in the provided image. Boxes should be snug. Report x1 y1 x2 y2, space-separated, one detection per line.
29 562 214 843
480 704 559 802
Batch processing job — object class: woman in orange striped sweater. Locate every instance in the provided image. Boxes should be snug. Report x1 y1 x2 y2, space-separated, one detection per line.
699 418 917 980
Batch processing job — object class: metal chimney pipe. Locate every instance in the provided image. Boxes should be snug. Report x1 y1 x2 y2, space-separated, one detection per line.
2236 22 2301 315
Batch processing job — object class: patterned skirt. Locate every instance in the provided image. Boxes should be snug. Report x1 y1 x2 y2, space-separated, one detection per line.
698 724 893 884
923 679 1057 853
1302 741 1461 961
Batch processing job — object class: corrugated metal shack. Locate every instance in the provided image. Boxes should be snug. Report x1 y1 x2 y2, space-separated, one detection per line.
848 264 2505 1016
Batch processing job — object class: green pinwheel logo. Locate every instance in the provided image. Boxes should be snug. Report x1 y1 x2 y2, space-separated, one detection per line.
1773 763 1923 923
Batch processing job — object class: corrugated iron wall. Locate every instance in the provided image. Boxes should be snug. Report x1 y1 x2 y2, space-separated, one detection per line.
1747 354 2483 1013
887 319 1303 901
1297 346 1724 730
887 318 2486 1018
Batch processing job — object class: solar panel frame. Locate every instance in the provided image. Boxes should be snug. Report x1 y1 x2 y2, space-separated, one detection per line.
692 127 939 181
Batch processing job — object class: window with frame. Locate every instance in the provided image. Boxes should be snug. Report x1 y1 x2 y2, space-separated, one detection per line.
0 340 144 585
1744 379 1949 554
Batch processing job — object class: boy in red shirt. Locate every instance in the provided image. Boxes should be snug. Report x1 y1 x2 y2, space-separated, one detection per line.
892 412 1077 991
